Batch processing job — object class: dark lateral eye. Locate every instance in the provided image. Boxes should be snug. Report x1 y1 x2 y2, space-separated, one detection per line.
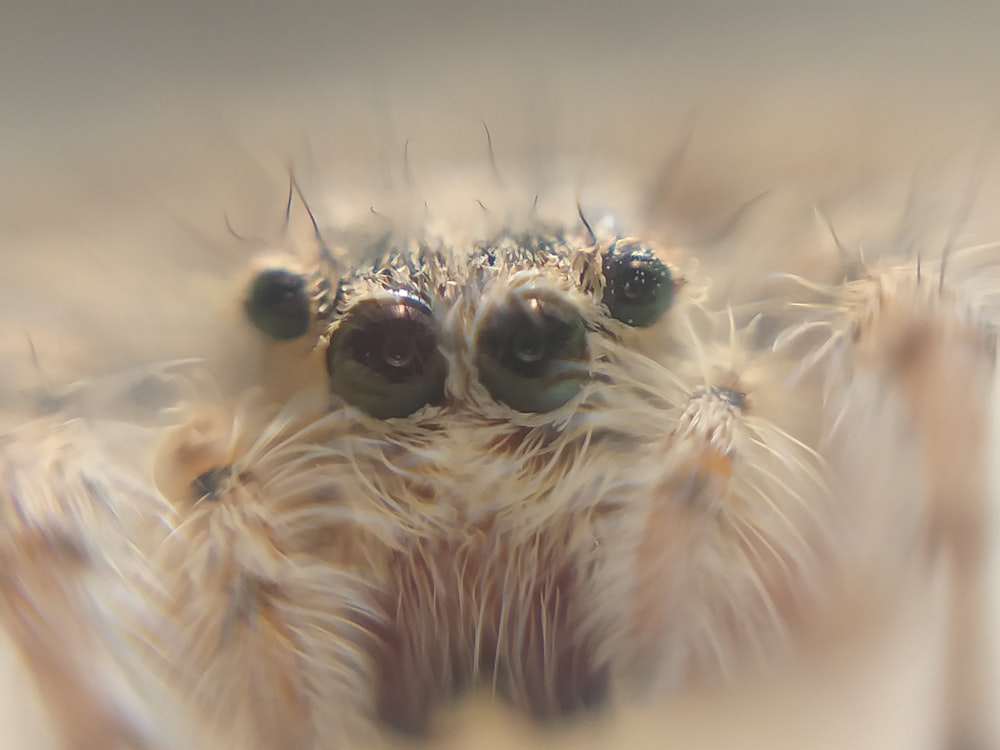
244 268 312 341
325 293 447 419
475 292 588 413
601 242 674 327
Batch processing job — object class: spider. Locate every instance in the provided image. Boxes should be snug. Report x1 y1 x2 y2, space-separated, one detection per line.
0 153 996 750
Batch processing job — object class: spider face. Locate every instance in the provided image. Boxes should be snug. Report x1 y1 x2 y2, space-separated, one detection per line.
233 209 835 735
6 159 996 750
237 219 713 730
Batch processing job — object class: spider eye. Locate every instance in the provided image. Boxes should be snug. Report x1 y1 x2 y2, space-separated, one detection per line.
245 268 313 341
325 293 447 419
601 242 674 327
475 292 589 413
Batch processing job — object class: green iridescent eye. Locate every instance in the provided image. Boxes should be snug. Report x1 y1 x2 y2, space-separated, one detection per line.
475 292 589 413
244 268 313 341
325 293 447 419
601 242 674 327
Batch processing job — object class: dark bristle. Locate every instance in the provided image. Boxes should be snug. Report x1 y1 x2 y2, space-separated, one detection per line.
192 466 230 501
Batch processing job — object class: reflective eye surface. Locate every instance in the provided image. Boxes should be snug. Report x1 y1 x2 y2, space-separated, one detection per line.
245 268 312 341
601 242 674 327
475 292 588 413
326 293 447 419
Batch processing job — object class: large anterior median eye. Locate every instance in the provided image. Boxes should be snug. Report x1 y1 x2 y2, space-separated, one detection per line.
244 268 313 341
601 242 674 327
475 292 589 413
325 292 447 419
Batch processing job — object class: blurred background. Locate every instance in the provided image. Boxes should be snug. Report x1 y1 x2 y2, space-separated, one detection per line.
3 0 1000 191
1 1 1000 748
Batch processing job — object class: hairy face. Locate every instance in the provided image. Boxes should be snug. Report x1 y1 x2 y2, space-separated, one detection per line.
234 190 830 734
4 144 995 749
243 211 692 510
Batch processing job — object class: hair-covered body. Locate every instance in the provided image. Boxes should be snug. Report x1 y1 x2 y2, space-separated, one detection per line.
0 157 997 750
